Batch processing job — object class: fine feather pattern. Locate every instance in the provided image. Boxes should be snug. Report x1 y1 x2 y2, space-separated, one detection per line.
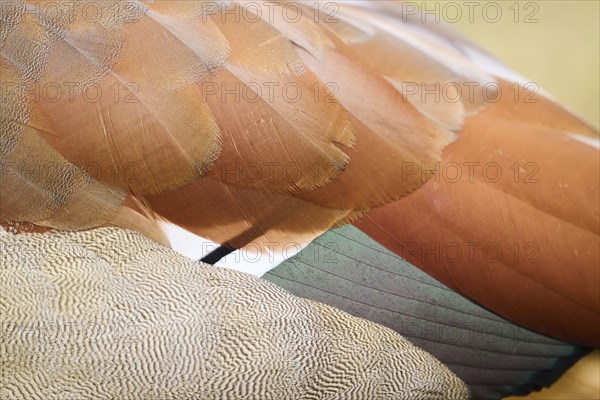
1 0 598 347
0 227 469 400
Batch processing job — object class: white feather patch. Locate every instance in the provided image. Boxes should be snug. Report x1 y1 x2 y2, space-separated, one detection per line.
569 134 600 150
159 220 307 277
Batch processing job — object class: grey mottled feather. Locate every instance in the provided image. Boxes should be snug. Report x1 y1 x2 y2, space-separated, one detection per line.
264 226 588 400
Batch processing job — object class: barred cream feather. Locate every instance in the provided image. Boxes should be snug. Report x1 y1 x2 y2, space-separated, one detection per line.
0 227 469 399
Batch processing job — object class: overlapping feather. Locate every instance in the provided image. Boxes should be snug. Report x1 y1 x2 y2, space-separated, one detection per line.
2 0 466 265
1 0 598 368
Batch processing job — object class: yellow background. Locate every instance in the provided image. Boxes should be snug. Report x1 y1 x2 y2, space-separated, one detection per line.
450 0 600 129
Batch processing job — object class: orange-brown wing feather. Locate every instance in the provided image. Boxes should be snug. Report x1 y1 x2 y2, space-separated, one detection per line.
2 0 461 257
355 80 599 347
